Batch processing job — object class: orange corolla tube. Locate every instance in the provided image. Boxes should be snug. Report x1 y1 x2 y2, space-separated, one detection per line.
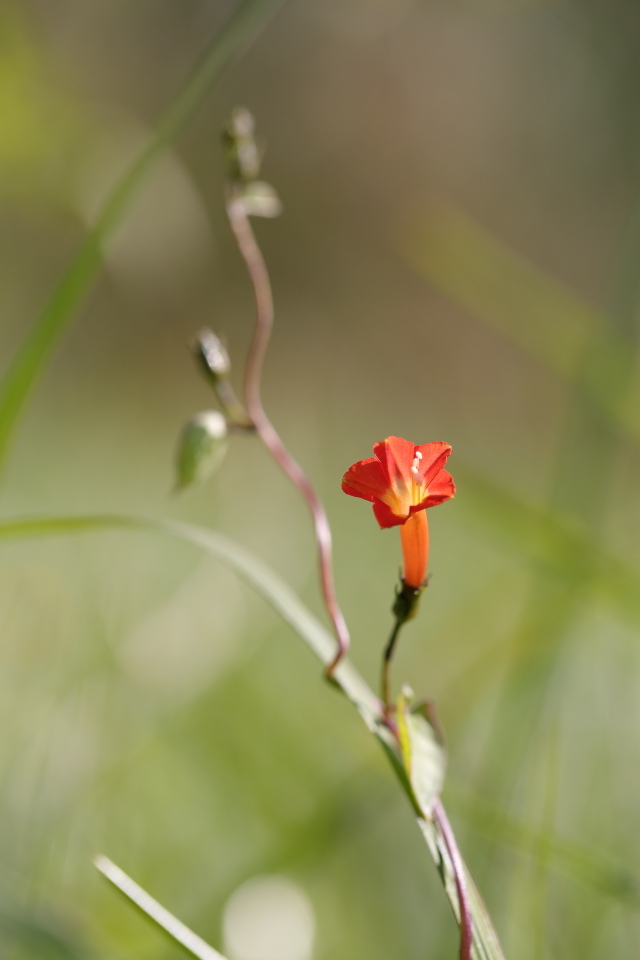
342 435 454 588
400 509 429 589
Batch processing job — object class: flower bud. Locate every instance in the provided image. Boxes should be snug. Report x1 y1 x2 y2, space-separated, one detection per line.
175 411 228 491
238 181 282 218
223 107 262 183
193 330 231 382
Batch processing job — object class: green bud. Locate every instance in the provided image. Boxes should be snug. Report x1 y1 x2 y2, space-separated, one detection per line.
223 107 262 182
175 411 228 491
193 329 231 382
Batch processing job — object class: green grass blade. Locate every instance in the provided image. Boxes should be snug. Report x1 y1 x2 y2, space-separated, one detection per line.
0 0 286 472
0 512 505 959
95 856 227 960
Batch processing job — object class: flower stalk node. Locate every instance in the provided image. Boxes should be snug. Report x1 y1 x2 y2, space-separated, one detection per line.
192 329 254 430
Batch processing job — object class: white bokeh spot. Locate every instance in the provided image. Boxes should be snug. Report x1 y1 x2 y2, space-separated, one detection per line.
223 875 315 960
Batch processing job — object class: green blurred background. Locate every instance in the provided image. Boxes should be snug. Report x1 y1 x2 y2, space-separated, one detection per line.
0 0 639 957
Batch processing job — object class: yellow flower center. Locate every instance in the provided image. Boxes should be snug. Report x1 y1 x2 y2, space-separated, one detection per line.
381 451 427 518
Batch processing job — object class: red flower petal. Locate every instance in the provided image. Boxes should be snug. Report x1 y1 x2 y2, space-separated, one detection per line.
411 468 456 510
372 436 415 489
415 442 452 485
342 437 454 525
372 497 406 529
425 468 455 506
341 457 388 502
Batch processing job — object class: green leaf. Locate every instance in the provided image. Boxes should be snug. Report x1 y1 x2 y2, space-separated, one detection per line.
396 689 447 818
0 0 287 474
405 712 447 818
95 855 227 960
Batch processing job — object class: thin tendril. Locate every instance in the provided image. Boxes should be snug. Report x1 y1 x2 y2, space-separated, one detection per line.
225 187 350 675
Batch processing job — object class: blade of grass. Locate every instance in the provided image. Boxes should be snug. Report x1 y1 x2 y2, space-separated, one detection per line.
95 855 227 960
0 512 505 960
0 0 286 473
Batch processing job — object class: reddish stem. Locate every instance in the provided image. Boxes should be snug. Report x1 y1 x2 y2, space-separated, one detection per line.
226 188 350 675
432 798 473 960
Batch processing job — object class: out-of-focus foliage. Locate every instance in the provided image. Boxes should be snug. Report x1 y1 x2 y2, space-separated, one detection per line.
0 9 87 202
1 1 640 959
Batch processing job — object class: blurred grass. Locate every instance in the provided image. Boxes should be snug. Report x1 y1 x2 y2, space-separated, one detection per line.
0 512 504 958
446 783 640 911
1 3 640 960
0 0 285 475
95 855 227 960
405 196 640 951
404 201 640 440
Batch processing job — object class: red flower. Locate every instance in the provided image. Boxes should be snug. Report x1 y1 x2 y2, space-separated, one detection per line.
342 436 455 589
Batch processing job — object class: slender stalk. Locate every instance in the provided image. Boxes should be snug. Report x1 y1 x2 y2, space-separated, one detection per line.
381 615 404 708
433 799 473 960
226 187 350 674
0 0 286 475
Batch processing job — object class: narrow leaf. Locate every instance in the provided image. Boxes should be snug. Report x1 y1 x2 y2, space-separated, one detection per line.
405 712 447 818
95 855 228 960
396 689 447 818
